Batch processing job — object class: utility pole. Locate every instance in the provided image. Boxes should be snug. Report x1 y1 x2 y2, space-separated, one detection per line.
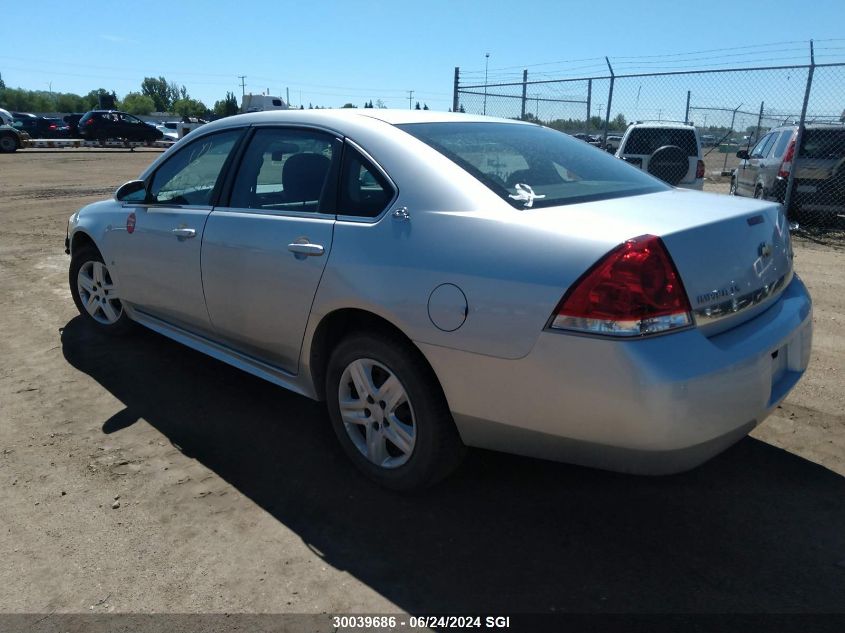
238 75 247 98
483 52 490 115
407 90 414 110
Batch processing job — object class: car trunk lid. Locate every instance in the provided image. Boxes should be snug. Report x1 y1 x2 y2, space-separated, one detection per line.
522 189 793 337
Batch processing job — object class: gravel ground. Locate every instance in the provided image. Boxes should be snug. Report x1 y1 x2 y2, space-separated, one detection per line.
1 149 843 615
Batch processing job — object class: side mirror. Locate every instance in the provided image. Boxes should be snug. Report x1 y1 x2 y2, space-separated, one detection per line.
736 150 750 160
115 179 148 202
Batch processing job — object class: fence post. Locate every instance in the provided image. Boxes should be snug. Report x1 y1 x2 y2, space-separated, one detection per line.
754 101 764 144
684 90 691 124
452 67 460 113
723 103 743 173
783 40 815 222
521 69 528 120
586 79 592 132
603 57 614 147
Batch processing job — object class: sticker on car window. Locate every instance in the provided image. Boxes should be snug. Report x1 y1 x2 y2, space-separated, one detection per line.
508 183 546 208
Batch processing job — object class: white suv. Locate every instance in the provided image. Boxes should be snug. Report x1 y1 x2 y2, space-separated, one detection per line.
615 122 705 190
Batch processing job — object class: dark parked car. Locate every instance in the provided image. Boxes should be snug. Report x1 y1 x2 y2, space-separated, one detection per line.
63 113 85 137
0 124 28 152
10 114 69 139
78 110 163 143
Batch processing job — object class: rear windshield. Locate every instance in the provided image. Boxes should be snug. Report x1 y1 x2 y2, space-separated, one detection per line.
623 128 698 156
397 122 667 209
800 129 845 159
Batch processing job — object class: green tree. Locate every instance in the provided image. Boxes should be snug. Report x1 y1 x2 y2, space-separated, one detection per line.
611 113 627 130
213 92 239 117
0 73 5 90
83 88 116 110
141 77 174 112
172 98 208 117
55 93 87 113
122 92 156 115
423 103 429 110
341 102 357 109
415 101 421 110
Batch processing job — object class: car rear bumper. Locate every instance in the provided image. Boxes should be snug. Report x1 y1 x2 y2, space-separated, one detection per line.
774 177 845 213
418 275 812 474
678 179 704 191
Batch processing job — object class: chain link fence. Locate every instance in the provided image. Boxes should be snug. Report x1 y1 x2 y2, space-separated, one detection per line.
454 52 845 233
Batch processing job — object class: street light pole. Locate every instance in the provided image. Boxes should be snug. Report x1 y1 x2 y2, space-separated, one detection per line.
483 52 490 115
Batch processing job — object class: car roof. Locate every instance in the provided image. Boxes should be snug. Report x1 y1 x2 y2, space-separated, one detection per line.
203 108 530 133
627 121 695 130
772 122 845 130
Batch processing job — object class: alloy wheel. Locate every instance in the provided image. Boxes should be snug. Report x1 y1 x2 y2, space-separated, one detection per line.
77 260 123 325
338 358 417 468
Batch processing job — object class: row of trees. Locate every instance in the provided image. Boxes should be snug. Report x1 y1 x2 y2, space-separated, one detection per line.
0 72 241 118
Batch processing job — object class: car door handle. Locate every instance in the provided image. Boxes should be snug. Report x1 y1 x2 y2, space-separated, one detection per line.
287 242 324 256
172 227 196 238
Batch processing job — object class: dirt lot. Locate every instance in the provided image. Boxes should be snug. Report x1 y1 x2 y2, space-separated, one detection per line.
1 149 844 615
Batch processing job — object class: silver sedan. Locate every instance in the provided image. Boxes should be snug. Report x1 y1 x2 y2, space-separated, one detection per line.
66 110 812 489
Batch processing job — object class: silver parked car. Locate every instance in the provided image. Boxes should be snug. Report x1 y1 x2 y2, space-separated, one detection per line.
66 110 812 489
732 123 845 221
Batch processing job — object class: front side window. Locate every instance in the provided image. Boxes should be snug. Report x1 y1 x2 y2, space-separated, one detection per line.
750 133 773 158
398 122 667 209
754 134 778 158
120 114 144 126
339 146 395 218
229 128 338 213
150 129 242 206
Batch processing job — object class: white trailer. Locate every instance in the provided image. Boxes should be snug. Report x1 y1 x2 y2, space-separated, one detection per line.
241 94 289 112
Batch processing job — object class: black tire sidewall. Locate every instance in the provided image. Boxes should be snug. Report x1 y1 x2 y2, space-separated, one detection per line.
325 333 463 490
0 135 16 152
647 145 689 186
69 245 133 335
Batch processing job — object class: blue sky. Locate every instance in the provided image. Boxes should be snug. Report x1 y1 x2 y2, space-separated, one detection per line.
2 0 844 113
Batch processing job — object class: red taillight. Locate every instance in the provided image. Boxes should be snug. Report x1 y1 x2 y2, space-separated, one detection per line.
85 118 94 126
49 123 57 129
551 234 692 337
778 138 796 179
696 160 705 179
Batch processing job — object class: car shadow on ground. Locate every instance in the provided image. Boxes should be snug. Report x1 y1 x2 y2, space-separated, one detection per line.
61 316 845 613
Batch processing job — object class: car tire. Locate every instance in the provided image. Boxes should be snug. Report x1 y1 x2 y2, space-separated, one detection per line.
325 331 465 490
0 134 18 153
69 244 134 335
729 178 737 195
647 145 689 186
754 185 764 199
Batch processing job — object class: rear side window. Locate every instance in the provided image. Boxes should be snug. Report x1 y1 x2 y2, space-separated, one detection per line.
771 131 792 158
339 146 395 218
800 129 845 159
229 128 339 213
623 128 698 156
150 130 242 206
398 122 667 209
